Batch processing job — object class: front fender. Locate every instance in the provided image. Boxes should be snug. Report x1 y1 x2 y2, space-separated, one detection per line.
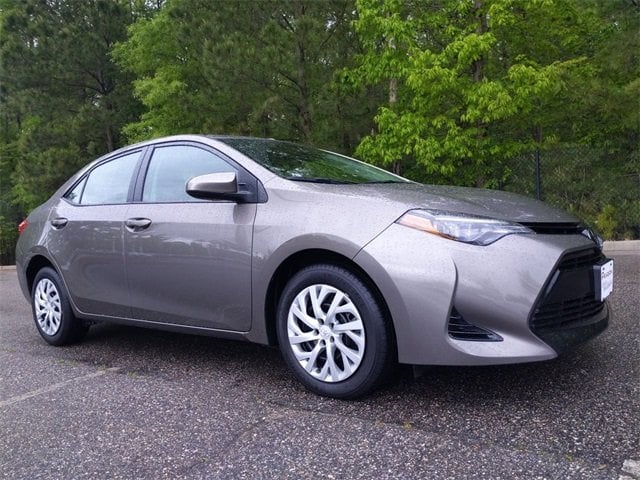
354 224 458 364
248 232 366 345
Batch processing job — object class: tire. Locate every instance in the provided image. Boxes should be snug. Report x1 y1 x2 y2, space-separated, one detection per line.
276 264 395 399
31 267 89 346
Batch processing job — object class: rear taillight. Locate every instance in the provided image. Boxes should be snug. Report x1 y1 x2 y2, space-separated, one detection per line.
18 219 28 235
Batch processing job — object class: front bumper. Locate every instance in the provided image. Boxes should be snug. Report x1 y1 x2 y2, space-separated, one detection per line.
354 224 608 366
528 247 610 352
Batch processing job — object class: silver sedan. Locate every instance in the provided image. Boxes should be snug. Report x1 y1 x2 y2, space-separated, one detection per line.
15 135 613 398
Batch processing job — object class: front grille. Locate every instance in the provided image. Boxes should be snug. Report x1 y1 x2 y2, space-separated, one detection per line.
521 222 584 235
557 247 604 271
530 247 609 352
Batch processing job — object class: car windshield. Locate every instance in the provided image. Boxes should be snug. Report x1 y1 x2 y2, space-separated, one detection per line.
217 137 409 184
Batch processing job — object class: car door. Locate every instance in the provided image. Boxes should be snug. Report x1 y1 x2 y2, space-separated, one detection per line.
46 149 144 317
123 142 256 331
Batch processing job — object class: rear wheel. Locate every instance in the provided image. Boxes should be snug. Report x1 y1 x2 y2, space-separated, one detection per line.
32 267 88 346
276 264 395 399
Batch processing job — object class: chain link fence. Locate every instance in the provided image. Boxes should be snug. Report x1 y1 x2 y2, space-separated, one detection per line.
0 221 17 265
1 145 638 266
0 230 17 266
500 146 640 239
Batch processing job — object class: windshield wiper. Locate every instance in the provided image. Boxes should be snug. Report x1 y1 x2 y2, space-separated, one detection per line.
285 177 357 184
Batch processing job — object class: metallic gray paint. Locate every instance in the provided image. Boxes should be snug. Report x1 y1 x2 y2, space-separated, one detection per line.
124 202 255 330
186 172 239 196
16 134 606 367
355 226 597 365
46 201 131 317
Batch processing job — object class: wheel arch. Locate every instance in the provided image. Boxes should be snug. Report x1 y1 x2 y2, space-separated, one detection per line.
263 248 396 352
25 254 56 295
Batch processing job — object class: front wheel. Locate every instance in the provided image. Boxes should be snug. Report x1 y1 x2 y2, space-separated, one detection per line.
276 264 395 399
32 267 88 346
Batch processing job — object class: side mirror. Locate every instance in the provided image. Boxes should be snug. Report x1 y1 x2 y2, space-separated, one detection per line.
186 172 250 202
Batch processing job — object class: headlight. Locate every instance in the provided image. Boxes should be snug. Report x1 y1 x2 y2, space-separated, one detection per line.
396 209 534 246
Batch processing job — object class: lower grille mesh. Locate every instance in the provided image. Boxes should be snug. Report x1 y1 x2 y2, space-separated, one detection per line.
530 247 609 351
532 294 605 330
448 309 502 342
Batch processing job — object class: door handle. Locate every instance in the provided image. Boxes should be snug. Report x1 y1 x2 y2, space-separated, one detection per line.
50 217 68 228
125 218 152 231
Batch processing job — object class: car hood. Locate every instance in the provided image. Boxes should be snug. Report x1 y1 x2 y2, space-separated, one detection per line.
334 183 578 224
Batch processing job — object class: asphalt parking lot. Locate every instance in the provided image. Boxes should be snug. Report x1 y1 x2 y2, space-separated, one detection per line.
0 252 638 479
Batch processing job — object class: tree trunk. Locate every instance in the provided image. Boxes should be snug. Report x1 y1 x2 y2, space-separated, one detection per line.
297 70 312 142
472 0 487 83
473 0 488 187
389 77 397 105
389 77 401 174
389 73 401 174
387 15 401 175
295 4 312 143
106 124 114 152
532 125 543 143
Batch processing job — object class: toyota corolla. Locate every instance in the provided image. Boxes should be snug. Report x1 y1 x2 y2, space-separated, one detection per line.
15 135 613 398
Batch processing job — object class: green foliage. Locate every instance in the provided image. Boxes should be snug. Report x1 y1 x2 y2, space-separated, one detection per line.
114 0 372 151
0 0 638 265
346 0 638 237
503 146 640 239
0 0 149 262
348 0 601 187
596 205 619 240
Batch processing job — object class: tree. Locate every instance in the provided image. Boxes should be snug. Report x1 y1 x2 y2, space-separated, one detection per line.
115 0 373 151
0 0 148 262
566 0 640 238
348 0 597 186
0 0 636 266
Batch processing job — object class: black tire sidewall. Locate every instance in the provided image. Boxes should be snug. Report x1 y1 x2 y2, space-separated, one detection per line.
276 264 393 399
32 267 79 346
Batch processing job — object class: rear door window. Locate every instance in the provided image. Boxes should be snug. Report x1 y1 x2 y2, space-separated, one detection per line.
73 151 140 205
